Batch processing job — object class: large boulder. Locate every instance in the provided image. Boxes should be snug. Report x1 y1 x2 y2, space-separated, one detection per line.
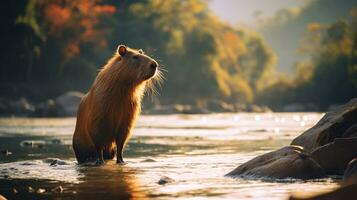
291 98 357 153
342 124 357 138
55 91 84 116
289 158 357 200
226 146 325 179
344 158 357 185
310 137 357 175
289 184 357 200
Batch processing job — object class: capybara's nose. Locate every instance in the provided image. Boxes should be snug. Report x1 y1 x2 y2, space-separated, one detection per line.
150 62 158 70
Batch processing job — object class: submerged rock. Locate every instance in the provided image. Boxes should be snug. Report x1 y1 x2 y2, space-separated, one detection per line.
12 188 18 195
226 146 325 179
142 158 156 162
206 100 235 112
27 186 34 193
0 149 12 156
158 176 174 185
36 188 46 194
20 140 45 148
291 98 357 153
52 186 64 193
43 158 68 166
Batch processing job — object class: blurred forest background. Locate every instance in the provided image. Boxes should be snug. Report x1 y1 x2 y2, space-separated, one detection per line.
1 0 357 113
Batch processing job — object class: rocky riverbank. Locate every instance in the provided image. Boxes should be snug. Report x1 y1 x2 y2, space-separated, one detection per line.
0 91 274 117
227 98 357 198
0 91 84 117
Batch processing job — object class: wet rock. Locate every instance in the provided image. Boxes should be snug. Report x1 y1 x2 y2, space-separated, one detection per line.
0 97 36 116
226 146 325 179
246 104 272 113
342 124 357 138
20 140 45 148
158 176 174 185
142 158 156 162
52 186 64 193
291 98 357 153
0 149 12 156
55 91 84 116
310 137 357 175
31 99 65 117
206 100 235 113
289 184 357 200
43 158 68 166
233 103 247 112
343 158 357 184
12 188 18 195
36 188 46 194
51 139 63 144
0 194 7 200
289 157 357 200
173 104 206 114
28 186 34 193
11 98 35 115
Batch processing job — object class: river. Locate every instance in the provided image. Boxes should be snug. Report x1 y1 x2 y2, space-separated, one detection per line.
0 113 338 200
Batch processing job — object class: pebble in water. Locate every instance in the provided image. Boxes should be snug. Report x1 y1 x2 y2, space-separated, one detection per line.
12 188 18 195
0 149 12 156
28 186 34 193
20 141 45 148
142 158 156 162
158 176 174 185
43 158 68 166
36 188 46 194
52 186 64 193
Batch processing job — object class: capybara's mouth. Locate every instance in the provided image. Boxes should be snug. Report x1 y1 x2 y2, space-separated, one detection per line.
144 68 157 80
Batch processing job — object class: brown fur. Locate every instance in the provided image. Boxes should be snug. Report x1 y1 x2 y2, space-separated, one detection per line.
72 45 162 164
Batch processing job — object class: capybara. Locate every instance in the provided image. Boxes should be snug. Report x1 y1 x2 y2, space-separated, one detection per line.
72 45 162 164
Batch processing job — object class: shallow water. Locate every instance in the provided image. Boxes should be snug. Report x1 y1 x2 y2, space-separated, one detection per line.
0 113 339 200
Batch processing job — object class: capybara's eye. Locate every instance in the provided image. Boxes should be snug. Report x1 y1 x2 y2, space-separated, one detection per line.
132 55 139 60
138 49 143 54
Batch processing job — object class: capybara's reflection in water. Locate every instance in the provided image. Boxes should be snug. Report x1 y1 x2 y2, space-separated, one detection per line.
73 162 147 200
0 162 147 200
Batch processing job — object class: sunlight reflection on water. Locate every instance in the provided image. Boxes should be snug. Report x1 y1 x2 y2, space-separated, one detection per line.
0 113 338 200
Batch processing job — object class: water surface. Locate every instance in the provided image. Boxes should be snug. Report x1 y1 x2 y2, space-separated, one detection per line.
0 113 338 199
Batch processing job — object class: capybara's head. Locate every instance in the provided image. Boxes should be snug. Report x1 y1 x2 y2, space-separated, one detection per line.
108 45 159 85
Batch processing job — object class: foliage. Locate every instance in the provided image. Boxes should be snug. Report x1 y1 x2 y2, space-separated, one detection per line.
257 13 357 110
0 0 276 105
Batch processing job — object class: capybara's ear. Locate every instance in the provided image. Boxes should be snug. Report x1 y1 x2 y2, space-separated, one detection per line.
118 45 127 57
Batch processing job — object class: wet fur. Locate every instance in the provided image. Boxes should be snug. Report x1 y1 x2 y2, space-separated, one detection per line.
72 46 161 164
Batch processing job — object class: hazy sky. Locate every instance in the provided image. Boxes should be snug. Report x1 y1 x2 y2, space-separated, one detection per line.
208 0 309 27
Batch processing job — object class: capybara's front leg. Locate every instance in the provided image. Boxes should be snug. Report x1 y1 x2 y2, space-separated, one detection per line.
116 129 129 164
116 137 125 164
